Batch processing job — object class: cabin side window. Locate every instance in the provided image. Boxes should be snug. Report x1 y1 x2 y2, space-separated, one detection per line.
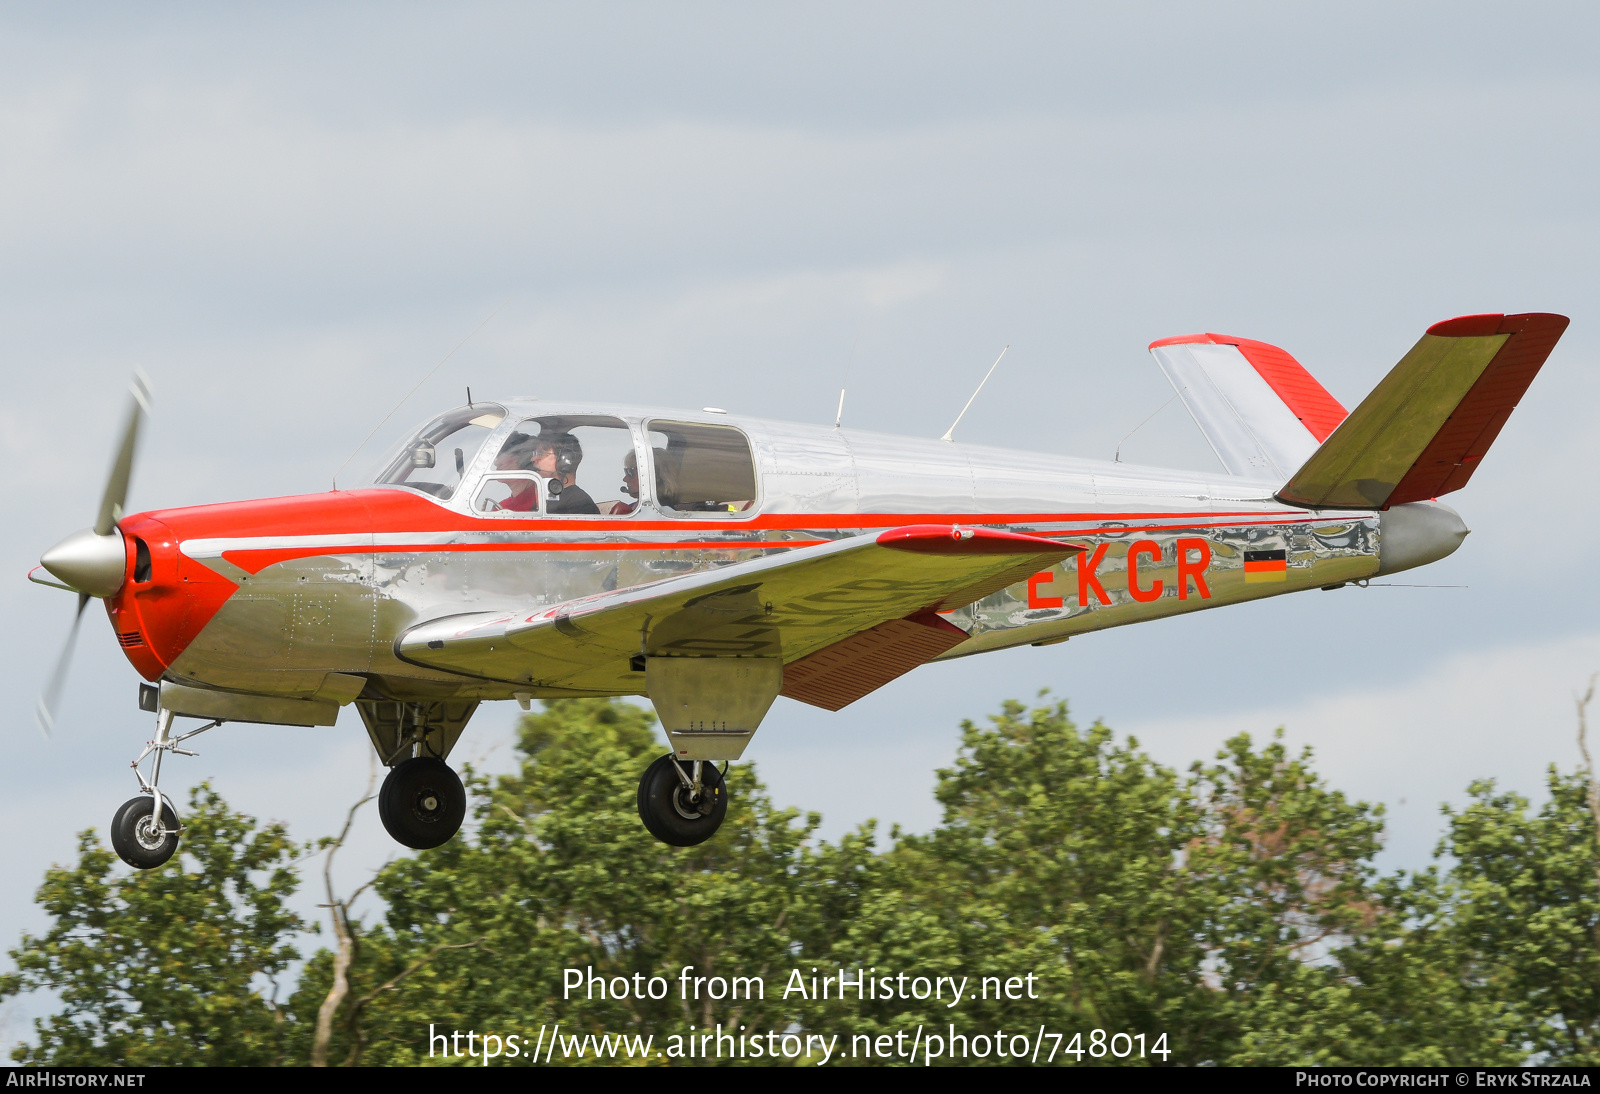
646 420 758 516
473 474 541 515
479 415 642 517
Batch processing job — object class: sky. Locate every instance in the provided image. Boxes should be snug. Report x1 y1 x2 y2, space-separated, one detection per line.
3 1 1599 1037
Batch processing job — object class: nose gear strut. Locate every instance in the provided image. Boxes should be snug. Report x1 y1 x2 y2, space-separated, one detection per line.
111 707 222 869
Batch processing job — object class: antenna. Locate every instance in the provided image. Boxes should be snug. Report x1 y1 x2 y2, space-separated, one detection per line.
1113 388 1184 463
834 321 863 429
330 299 509 490
940 344 1008 443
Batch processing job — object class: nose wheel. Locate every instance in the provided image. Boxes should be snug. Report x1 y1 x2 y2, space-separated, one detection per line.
637 755 727 846
378 757 467 849
110 794 180 869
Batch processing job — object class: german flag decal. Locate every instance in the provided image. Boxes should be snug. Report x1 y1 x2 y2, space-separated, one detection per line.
1243 549 1288 583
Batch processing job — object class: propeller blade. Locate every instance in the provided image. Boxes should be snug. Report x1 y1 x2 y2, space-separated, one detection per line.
94 371 153 537
36 593 91 738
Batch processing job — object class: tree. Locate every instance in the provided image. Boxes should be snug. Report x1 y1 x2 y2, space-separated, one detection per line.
801 698 1199 1060
289 698 872 1065
1433 770 1600 1062
797 698 1399 1066
0 785 306 1065
14 693 1600 1067
1226 862 1528 1067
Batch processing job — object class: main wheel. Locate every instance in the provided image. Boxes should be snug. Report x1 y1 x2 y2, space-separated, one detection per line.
637 755 727 847
110 795 180 870
379 757 466 849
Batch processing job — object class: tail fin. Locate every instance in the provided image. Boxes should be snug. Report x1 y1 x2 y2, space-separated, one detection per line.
1149 333 1347 480
1276 313 1568 510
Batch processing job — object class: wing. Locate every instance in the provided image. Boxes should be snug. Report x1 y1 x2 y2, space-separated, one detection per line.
1149 333 1348 480
397 524 1076 707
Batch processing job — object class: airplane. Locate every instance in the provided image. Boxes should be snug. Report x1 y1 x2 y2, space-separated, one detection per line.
31 311 1567 869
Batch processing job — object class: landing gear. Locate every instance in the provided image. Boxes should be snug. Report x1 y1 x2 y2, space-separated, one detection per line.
378 757 467 849
110 794 180 869
356 700 478 850
114 707 219 870
637 755 727 846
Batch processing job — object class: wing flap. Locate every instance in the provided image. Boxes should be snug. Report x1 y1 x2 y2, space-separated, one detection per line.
779 611 969 711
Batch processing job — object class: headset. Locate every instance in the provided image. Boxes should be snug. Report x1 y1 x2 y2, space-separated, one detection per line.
544 432 582 475
499 430 583 476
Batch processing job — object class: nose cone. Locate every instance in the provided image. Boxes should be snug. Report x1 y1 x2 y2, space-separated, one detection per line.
41 527 127 598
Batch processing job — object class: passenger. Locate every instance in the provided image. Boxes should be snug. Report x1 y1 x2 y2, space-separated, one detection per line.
533 433 600 515
651 447 678 510
602 451 640 515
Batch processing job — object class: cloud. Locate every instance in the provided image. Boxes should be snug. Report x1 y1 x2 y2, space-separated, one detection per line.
1120 633 1600 868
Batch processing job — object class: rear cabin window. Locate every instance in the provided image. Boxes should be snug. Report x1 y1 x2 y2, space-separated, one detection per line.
647 421 758 516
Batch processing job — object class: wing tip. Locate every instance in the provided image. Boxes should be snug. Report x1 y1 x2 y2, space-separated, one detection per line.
1427 312 1570 338
1148 333 1211 350
1148 331 1288 353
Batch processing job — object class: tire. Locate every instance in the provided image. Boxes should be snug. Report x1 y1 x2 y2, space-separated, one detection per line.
110 795 180 870
379 757 466 849
636 755 727 847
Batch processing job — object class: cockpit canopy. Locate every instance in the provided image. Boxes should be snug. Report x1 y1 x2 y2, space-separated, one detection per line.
375 405 759 517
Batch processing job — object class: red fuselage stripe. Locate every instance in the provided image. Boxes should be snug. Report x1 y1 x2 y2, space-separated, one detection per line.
219 540 833 573
212 515 1349 575
469 508 1298 532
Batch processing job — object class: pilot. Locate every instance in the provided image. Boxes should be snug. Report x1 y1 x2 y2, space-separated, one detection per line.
491 433 541 512
532 433 599 515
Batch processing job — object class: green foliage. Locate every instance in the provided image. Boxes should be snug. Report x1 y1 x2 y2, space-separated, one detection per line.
807 700 1201 1054
798 699 1395 1065
9 696 1600 1067
0 784 305 1065
1229 866 1526 1067
1436 770 1600 1062
286 698 869 1065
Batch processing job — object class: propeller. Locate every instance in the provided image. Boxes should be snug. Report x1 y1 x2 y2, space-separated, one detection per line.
96 373 151 535
36 595 91 737
34 372 153 737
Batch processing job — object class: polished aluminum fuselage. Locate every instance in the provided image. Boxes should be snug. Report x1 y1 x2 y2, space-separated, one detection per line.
158 401 1388 703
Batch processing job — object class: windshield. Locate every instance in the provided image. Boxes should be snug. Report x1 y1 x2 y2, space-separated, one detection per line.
373 405 506 500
